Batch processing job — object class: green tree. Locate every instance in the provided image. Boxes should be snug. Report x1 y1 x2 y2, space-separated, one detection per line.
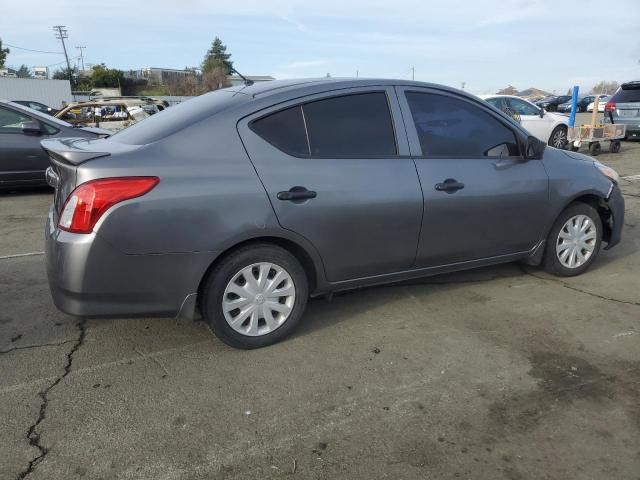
202 37 233 75
52 66 71 80
0 38 9 68
16 64 32 78
90 64 124 88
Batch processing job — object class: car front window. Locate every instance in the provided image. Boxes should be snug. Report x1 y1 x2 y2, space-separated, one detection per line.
0 106 32 133
8 102 72 128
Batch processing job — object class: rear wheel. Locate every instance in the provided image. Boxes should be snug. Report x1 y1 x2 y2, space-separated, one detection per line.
201 244 309 349
549 125 568 148
542 203 602 277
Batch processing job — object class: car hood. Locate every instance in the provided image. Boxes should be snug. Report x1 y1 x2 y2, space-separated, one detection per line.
560 149 594 163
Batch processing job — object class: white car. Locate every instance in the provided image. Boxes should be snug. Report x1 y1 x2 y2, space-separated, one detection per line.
586 95 610 112
479 95 569 148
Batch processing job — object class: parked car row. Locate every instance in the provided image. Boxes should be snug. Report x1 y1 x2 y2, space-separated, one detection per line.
557 95 604 113
534 95 572 112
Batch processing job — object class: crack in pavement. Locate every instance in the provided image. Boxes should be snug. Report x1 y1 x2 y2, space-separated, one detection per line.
521 266 640 307
0 340 75 355
16 318 87 480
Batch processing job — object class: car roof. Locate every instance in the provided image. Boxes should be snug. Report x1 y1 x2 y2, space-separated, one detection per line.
226 77 480 101
477 94 523 99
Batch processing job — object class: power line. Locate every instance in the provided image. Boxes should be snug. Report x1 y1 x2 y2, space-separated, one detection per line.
3 43 63 54
53 25 72 80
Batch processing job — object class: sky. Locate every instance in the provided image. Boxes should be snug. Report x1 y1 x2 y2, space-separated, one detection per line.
2 0 639 94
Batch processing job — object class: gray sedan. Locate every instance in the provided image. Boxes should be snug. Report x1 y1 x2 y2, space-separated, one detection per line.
43 79 624 348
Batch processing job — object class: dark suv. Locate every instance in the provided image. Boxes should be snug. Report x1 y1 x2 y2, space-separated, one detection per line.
603 82 640 139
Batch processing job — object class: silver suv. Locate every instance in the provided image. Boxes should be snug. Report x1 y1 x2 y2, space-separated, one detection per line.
604 81 640 139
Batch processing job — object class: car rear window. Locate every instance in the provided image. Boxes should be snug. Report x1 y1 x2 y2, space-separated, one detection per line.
251 92 398 158
111 89 248 145
303 92 397 157
611 83 640 103
250 106 309 156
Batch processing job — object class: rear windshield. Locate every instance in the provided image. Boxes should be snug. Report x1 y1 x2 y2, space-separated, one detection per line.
110 89 248 145
611 83 640 103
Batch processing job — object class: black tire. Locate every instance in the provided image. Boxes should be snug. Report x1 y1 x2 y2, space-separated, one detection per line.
542 202 602 277
589 142 601 156
609 140 621 153
201 243 309 349
549 125 568 148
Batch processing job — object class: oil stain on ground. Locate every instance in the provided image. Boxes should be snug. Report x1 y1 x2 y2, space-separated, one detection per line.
489 351 640 434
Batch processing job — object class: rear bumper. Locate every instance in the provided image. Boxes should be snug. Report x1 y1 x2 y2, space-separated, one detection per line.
45 207 218 318
605 184 624 250
603 116 640 135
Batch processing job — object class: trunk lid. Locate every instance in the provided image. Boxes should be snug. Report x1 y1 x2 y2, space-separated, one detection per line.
41 137 112 220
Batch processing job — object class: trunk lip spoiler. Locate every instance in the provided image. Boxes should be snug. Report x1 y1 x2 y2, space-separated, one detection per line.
41 137 111 166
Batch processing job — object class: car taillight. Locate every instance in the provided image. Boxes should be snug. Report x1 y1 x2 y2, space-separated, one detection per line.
58 177 159 234
604 101 616 112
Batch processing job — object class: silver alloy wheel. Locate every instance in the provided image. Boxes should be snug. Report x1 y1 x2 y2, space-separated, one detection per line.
222 262 296 336
556 214 597 268
552 128 567 148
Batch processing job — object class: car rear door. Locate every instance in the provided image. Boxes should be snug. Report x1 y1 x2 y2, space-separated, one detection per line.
0 105 51 185
238 87 424 282
396 87 549 267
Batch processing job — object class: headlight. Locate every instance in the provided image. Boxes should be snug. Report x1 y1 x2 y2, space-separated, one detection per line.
594 160 619 183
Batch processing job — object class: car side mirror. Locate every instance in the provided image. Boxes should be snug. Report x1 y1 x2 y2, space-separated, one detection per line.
21 120 42 135
525 135 546 160
539 108 544 118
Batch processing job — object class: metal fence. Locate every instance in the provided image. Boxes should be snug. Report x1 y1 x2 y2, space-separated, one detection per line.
0 78 73 107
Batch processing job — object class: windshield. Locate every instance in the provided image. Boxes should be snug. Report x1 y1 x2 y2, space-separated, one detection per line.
8 101 73 128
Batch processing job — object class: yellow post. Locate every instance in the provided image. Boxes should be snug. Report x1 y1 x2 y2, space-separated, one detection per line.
590 96 600 127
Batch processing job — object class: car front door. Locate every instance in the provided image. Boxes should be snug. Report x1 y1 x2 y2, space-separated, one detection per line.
238 87 424 282
506 97 554 143
397 87 549 267
0 106 51 185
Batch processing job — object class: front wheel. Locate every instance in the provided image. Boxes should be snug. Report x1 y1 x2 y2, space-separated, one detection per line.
542 203 602 277
549 125 568 148
201 244 309 349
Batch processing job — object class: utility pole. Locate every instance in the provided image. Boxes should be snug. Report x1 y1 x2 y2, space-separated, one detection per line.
53 26 72 80
461 81 466 90
410 66 415 80
76 46 86 71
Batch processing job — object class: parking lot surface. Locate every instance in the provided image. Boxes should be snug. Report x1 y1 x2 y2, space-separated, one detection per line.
2 127 639 478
